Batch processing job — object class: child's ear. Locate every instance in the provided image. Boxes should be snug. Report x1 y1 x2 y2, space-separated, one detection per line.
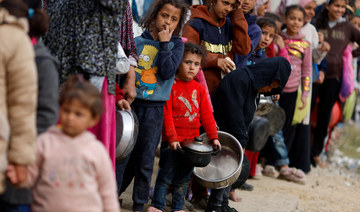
88 116 101 128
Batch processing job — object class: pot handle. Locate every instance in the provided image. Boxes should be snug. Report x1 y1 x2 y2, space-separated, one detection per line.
176 146 185 154
211 146 220 156
194 137 203 142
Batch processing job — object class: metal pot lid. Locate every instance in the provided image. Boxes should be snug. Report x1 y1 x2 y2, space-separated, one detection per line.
182 137 213 153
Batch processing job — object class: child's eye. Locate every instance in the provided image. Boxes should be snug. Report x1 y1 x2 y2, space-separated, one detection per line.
185 61 191 64
162 13 169 18
195 62 200 66
75 111 83 117
172 17 178 22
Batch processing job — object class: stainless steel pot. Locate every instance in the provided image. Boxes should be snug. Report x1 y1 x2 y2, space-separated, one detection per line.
255 95 274 116
246 116 270 152
193 131 243 189
260 104 286 136
115 110 139 162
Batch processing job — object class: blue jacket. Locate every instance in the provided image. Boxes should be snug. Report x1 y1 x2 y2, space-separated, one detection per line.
133 31 184 106
235 14 262 68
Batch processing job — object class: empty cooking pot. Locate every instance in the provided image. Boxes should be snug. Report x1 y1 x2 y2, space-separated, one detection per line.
193 131 243 189
115 110 139 162
260 104 286 136
178 137 220 167
246 116 270 152
255 95 274 116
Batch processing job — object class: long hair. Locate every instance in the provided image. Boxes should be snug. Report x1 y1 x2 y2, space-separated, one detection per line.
315 0 335 29
140 0 189 36
0 0 49 37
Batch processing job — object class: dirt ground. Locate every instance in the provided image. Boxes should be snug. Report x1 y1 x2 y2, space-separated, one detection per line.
120 157 360 212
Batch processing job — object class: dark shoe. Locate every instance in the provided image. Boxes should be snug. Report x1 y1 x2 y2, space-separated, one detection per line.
205 205 221 212
239 182 254 191
220 204 238 212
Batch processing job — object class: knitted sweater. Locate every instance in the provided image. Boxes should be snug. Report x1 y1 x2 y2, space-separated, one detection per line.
162 78 218 143
28 127 120 212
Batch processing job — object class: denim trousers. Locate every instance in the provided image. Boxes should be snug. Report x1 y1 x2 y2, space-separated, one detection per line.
261 130 290 168
115 105 164 211
151 142 194 211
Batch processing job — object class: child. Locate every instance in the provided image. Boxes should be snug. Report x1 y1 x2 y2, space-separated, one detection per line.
115 1 188 211
206 57 292 212
7 76 120 212
182 0 251 96
312 0 360 167
147 43 221 212
278 5 312 172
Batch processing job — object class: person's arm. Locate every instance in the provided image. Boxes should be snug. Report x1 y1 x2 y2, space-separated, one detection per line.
301 44 313 98
96 145 120 212
199 87 218 141
194 69 213 111
7 32 37 167
228 8 251 55
218 75 251 148
163 90 178 144
157 38 184 80
36 58 59 134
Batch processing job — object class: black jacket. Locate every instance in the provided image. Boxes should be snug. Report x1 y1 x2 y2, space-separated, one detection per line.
212 57 291 148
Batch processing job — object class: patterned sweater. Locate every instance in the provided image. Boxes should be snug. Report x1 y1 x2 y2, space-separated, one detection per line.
162 78 218 143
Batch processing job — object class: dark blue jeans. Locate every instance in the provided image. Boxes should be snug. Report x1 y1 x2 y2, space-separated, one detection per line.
0 200 29 212
151 142 194 211
115 105 164 211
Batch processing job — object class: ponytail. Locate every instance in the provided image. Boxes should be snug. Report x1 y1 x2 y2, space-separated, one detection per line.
28 8 49 37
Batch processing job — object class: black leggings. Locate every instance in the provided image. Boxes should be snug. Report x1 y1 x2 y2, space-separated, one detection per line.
312 78 341 156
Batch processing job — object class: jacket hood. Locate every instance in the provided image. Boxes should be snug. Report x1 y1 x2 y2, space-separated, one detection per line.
34 40 59 66
0 8 28 32
246 57 291 96
190 5 226 27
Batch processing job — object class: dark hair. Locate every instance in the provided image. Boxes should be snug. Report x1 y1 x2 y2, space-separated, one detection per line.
184 42 206 60
140 0 189 36
0 0 49 37
285 5 306 20
264 12 283 23
314 0 346 29
256 17 277 31
60 75 103 118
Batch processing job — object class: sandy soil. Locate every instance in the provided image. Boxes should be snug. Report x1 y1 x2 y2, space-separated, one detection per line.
120 158 360 212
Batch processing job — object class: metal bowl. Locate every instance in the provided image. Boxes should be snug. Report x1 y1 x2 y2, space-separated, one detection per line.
255 95 274 116
115 110 139 162
193 131 243 189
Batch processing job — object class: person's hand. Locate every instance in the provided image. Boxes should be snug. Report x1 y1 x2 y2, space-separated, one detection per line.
217 58 235 74
6 164 28 186
158 25 174 42
318 32 324 43
211 139 221 150
273 34 285 49
170 141 181 151
272 94 280 102
315 71 325 84
123 66 137 104
318 41 330 52
117 99 131 111
299 95 307 110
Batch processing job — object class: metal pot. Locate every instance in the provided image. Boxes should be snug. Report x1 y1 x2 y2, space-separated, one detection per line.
260 104 286 136
246 116 270 152
115 110 139 162
178 137 220 167
193 131 244 189
255 95 274 116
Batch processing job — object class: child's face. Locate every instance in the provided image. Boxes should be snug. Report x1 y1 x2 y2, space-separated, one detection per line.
212 0 236 19
242 0 256 14
351 16 360 30
259 25 275 49
304 1 317 23
155 3 181 34
177 53 202 81
326 0 346 21
258 80 279 93
285 9 304 36
60 99 98 137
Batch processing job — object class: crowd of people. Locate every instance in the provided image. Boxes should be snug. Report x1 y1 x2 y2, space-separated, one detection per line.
1 0 359 211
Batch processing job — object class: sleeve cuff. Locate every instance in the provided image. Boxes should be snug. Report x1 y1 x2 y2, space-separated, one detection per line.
160 41 171 51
